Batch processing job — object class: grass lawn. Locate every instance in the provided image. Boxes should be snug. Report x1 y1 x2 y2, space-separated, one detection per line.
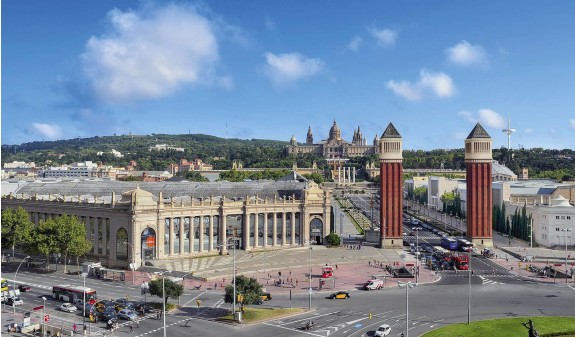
422 317 575 337
218 307 306 323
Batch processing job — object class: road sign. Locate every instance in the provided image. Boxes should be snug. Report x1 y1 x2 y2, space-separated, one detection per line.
146 236 156 248
44 314 50 322
33 305 44 311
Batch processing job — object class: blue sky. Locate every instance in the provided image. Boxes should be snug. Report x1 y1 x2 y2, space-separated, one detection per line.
3 1 575 150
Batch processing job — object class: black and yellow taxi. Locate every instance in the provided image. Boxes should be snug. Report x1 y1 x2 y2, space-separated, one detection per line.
256 292 272 304
328 291 350 299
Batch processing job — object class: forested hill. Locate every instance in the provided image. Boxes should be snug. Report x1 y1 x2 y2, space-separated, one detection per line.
1 134 574 180
1 134 294 171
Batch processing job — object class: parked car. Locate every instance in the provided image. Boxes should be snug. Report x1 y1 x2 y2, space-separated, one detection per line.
328 291 350 299
117 309 137 320
17 284 31 292
374 323 392 336
6 297 23 306
59 303 77 312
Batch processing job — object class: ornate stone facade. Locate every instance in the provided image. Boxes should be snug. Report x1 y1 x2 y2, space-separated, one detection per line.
1 179 331 268
287 120 377 159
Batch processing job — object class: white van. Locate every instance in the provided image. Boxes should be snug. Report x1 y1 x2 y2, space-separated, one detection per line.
363 279 384 290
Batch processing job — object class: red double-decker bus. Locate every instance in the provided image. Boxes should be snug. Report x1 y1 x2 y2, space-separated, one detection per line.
52 285 97 304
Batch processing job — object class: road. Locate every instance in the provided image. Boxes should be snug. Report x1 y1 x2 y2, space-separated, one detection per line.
3 261 575 337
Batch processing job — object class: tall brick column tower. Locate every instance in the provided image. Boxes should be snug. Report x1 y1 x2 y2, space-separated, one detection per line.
464 123 493 248
378 123 403 249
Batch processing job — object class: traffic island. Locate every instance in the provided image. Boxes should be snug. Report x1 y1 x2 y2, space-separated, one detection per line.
217 307 306 324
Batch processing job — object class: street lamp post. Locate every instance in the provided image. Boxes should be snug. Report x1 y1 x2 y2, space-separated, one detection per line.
13 255 30 314
467 249 472 325
82 272 88 327
126 242 137 285
561 228 572 284
415 228 420 283
308 240 312 310
42 296 46 337
398 281 416 337
214 237 238 317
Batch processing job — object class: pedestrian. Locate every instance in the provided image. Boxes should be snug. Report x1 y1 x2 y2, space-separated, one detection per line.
130 324 133 333
335 264 338 270
296 279 299 286
83 325 87 335
73 323 77 333
136 320 139 328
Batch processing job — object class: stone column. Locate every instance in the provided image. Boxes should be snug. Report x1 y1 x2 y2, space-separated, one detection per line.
179 217 184 255
169 217 174 256
281 212 287 245
338 166 341 183
353 167 356 183
347 167 351 182
291 212 296 245
254 213 259 248
199 216 205 253
209 216 214 252
93 217 99 255
263 213 268 247
221 213 227 253
272 212 277 246
101 218 107 258
243 213 249 251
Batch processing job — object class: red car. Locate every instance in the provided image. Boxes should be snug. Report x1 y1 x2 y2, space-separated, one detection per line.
18 284 31 292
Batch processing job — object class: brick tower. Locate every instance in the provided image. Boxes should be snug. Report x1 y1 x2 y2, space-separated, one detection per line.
464 123 493 248
378 123 403 248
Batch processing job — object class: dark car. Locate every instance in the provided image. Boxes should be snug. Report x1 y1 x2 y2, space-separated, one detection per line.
17 284 31 292
98 310 118 322
328 291 350 299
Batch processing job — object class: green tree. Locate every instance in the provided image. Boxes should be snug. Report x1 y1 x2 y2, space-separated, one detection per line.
181 171 209 182
1 206 34 258
26 218 60 268
224 275 262 305
57 214 92 273
325 232 341 247
303 173 324 184
149 278 184 305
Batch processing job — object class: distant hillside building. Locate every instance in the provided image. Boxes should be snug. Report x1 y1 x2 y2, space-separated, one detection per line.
148 144 185 152
287 120 376 159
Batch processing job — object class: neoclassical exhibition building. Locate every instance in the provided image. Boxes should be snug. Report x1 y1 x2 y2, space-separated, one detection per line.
1 179 331 268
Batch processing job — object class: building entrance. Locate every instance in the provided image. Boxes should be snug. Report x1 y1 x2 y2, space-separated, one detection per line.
310 218 324 245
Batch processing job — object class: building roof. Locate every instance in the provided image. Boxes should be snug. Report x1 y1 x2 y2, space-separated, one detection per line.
466 123 491 139
380 123 401 138
492 161 517 178
507 180 566 196
7 179 308 202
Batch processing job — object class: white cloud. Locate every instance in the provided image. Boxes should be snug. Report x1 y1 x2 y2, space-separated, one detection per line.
458 109 505 129
386 70 456 101
369 27 397 47
31 123 62 139
445 40 487 66
347 36 363 52
570 119 575 131
261 52 324 87
478 109 506 128
524 128 534 134
81 4 223 102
